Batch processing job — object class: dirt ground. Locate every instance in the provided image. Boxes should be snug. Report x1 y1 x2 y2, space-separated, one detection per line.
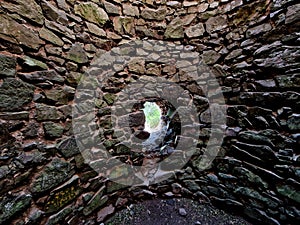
105 198 252 225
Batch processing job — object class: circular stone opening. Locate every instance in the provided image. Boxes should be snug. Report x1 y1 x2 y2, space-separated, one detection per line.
142 101 162 133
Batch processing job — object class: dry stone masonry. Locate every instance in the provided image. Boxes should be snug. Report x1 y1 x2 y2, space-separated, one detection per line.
0 0 299 224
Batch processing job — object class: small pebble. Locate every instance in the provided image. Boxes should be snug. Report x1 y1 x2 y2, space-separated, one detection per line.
179 208 187 216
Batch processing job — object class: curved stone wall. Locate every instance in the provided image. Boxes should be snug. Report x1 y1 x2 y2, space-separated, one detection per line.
0 0 299 224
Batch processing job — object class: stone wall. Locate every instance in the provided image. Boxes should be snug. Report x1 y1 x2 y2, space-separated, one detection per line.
0 0 299 224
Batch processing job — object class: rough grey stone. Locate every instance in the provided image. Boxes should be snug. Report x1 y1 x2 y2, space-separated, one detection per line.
1 0 44 25
31 158 73 194
234 141 277 162
0 78 34 112
104 1 120 15
255 48 300 69
164 17 184 39
129 111 145 127
141 8 167 21
56 0 70 11
259 129 295 149
45 20 75 39
285 4 300 24
122 17 135 35
57 136 80 158
22 56 48 70
106 181 128 193
183 180 200 191
0 165 9 179
233 167 268 188
255 80 276 88
19 70 65 84
207 173 220 183
39 27 64 46
238 131 275 148
22 123 39 139
0 15 44 50
44 87 73 105
185 23 205 38
127 58 145 74
97 204 115 222
43 122 64 139
220 0 243 12
246 23 272 37
67 43 88 64
41 0 68 24
272 0 290 10
253 41 282 56
0 111 29 120
36 104 61 121
202 50 221 65
16 150 46 166
211 196 243 208
123 4 139 17
234 187 278 208
206 15 228 34
0 54 16 77
86 22 106 37
225 49 243 61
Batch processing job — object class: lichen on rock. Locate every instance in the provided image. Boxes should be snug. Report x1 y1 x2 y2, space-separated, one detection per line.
74 2 109 26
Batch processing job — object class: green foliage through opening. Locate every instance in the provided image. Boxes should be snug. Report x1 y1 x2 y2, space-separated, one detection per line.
143 102 162 132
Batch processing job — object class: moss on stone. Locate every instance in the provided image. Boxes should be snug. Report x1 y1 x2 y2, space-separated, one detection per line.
277 184 300 203
0 194 32 224
103 93 116 105
74 2 109 26
23 56 48 70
